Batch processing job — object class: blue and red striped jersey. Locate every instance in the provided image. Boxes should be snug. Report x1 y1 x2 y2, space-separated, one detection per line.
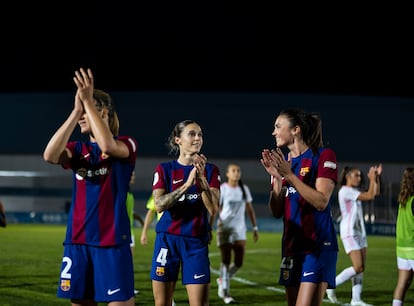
152 160 220 237
275 147 338 256
63 135 137 247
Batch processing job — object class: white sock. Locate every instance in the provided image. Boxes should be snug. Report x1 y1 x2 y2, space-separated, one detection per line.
392 299 403 306
335 266 357 286
351 273 363 301
220 264 230 294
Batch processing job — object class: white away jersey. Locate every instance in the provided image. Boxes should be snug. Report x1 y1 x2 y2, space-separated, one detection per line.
218 182 253 231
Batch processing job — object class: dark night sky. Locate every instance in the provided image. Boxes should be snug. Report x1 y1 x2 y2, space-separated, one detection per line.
1 3 413 163
2 3 413 97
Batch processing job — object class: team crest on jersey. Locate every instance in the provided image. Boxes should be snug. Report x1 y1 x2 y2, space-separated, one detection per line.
60 279 71 291
156 266 165 276
299 167 310 176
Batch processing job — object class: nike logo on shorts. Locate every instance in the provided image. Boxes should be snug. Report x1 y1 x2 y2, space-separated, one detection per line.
107 288 121 295
303 272 314 277
194 274 205 279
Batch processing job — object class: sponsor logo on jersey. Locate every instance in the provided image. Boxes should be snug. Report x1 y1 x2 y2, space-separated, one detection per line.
76 167 109 180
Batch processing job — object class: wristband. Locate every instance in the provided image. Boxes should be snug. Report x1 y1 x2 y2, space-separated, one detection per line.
253 226 259 231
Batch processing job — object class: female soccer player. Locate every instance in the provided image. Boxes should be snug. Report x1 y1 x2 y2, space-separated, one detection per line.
215 163 258 304
261 108 338 306
150 120 220 306
43 68 137 306
327 164 382 306
392 168 414 306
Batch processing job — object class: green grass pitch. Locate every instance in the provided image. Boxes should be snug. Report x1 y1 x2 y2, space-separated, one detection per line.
0 224 409 305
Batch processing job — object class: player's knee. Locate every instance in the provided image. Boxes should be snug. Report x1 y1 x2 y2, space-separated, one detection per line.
354 265 364 274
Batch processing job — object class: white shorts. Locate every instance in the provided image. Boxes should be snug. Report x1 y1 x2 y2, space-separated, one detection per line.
340 235 367 254
216 225 246 247
397 257 414 271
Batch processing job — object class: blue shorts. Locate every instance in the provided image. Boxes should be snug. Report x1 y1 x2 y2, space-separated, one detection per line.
151 232 210 284
57 243 134 302
278 254 304 287
301 251 337 288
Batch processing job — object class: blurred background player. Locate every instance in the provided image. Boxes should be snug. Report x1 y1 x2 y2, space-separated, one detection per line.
0 199 6 228
140 194 161 246
327 164 382 306
140 194 176 305
392 168 414 306
126 170 145 295
215 163 258 304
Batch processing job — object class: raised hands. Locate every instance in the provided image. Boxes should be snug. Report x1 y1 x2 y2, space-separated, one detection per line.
261 148 292 179
192 153 210 191
193 153 207 178
368 163 383 181
261 149 279 178
73 68 95 109
375 163 383 176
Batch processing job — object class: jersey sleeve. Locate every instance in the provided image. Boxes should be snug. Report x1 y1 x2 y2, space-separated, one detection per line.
209 164 221 189
62 141 79 169
152 163 167 190
318 148 338 184
117 135 138 163
339 186 361 202
244 184 253 202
